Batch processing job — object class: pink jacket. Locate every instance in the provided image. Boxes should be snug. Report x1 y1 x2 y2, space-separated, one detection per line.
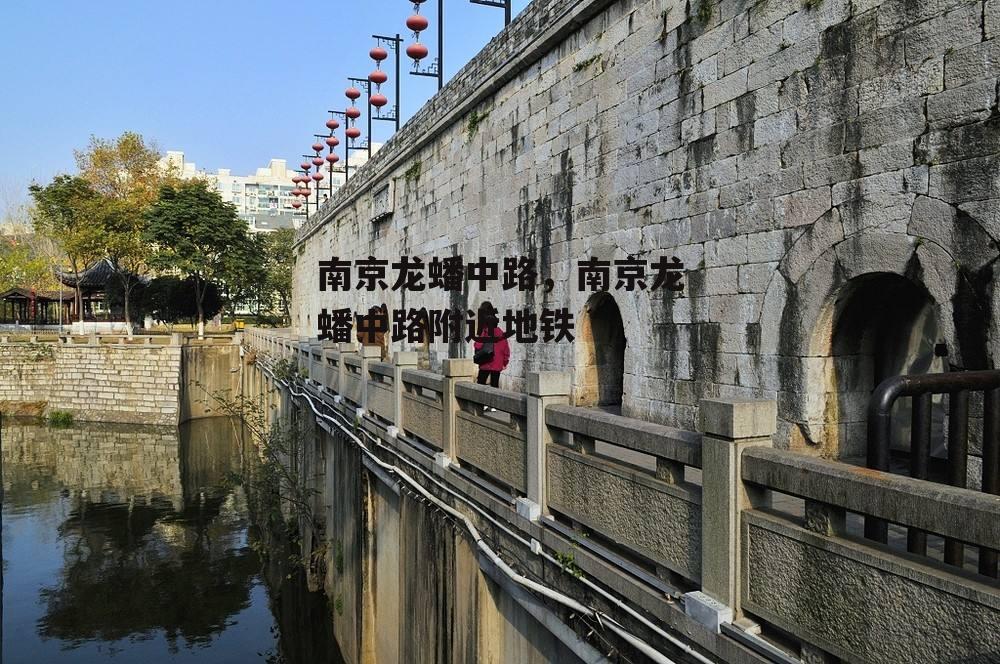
473 327 510 372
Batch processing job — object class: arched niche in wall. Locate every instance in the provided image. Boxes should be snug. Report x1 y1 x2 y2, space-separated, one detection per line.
575 291 626 410
824 273 947 459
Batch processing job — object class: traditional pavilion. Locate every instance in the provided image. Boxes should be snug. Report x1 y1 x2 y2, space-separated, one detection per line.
0 259 119 325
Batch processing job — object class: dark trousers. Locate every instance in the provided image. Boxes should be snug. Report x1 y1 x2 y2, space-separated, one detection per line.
477 369 500 388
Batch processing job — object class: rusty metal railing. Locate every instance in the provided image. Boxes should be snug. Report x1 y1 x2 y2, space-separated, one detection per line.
866 370 1000 577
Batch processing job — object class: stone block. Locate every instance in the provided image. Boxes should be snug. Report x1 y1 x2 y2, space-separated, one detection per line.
989 0 1000 38
773 187 832 228
684 591 734 633
926 80 996 129
700 398 777 439
527 371 571 397
902 3 982 66
944 39 1000 89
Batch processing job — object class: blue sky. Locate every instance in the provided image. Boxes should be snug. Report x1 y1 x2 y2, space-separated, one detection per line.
0 0 530 205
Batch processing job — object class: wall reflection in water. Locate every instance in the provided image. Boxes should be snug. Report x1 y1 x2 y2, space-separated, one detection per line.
0 417 292 663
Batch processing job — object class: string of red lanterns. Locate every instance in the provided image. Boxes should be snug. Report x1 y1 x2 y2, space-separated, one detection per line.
291 0 511 218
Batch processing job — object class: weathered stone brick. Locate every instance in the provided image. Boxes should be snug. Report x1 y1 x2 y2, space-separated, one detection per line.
988 0 1000 38
773 187 833 228
944 39 1000 89
902 2 983 66
927 80 997 129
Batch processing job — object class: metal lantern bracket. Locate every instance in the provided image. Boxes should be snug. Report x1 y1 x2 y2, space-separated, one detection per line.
348 76 375 162
372 33 402 131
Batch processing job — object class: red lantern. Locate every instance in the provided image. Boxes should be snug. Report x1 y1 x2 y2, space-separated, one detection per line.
326 118 340 130
406 14 429 33
326 153 340 164
301 162 311 170
291 175 301 184
406 42 428 61
346 127 361 139
292 201 302 209
312 172 324 181
326 136 340 148
312 157 324 167
312 142 324 152
370 46 388 62
369 69 388 86
370 93 388 108
346 87 361 101
346 106 361 119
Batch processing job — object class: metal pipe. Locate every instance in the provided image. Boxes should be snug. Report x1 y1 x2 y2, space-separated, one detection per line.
980 388 999 577
438 0 444 90
907 393 931 555
258 362 698 664
944 390 969 566
866 370 1000 544
395 33 402 131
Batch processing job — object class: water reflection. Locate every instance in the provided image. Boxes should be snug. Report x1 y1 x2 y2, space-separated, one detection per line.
2 418 279 663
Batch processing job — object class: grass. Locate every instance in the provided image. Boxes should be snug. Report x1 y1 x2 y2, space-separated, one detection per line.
47 410 74 428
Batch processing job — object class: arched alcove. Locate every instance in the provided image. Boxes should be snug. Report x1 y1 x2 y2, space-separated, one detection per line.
826 273 946 458
576 292 626 409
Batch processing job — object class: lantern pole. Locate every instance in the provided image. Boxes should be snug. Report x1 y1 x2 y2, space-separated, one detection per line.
295 167 311 216
349 77 374 162
373 34 403 133
315 132 342 196
300 156 318 213
469 0 512 26
407 1 442 90
328 110 349 183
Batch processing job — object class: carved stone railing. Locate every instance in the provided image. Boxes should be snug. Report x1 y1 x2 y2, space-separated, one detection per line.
545 403 704 584
244 328 1000 661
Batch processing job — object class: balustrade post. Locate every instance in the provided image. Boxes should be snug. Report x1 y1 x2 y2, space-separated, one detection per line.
690 398 776 631
391 352 418 436
338 343 358 403
359 345 381 413
520 371 571 521
439 358 476 468
320 340 338 391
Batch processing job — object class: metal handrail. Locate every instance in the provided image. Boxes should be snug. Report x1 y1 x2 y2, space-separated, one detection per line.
866 369 1000 576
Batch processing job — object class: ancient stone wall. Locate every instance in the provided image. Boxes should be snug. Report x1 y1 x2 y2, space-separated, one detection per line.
293 0 1000 455
0 341 181 425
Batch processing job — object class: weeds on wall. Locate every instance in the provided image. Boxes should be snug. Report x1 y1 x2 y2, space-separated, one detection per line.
47 410 74 428
403 161 422 183
465 108 490 139
696 0 713 23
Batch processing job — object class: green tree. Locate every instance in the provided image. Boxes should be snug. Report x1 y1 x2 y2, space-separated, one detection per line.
221 231 267 318
29 176 106 324
145 180 248 337
0 233 59 293
137 276 221 327
263 228 294 322
75 132 164 332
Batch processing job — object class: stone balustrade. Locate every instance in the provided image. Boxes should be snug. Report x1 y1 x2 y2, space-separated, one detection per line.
244 327 1000 663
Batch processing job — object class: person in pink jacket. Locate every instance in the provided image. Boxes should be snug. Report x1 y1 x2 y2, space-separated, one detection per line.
472 301 510 388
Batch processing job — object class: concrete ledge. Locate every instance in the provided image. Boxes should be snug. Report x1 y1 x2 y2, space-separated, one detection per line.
400 368 445 393
455 382 529 416
546 404 702 467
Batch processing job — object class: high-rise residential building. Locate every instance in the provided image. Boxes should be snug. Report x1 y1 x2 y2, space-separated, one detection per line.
162 148 380 233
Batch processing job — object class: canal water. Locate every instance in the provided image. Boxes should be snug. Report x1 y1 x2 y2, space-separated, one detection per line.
0 417 339 664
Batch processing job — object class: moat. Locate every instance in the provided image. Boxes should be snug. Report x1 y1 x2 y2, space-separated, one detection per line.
0 417 340 664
